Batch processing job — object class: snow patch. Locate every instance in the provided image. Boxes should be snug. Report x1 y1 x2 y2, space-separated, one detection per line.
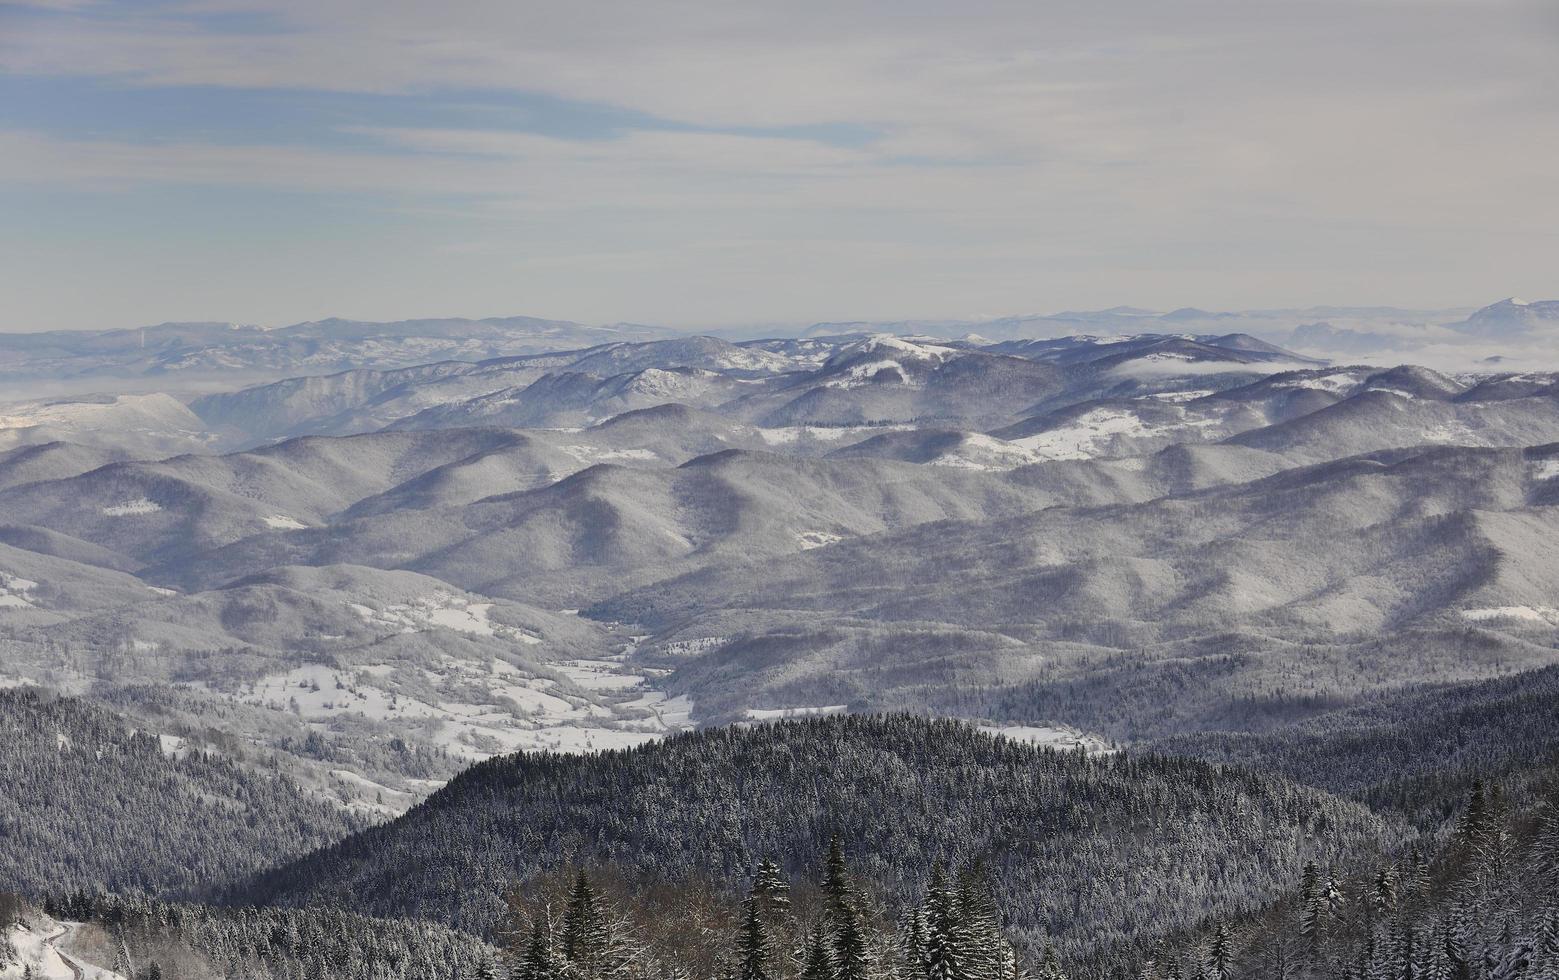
0 572 39 609
262 514 308 530
744 704 848 721
1461 606 1559 625
1009 408 1149 460
797 530 843 549
2 920 127 980
101 499 161 516
978 724 1115 754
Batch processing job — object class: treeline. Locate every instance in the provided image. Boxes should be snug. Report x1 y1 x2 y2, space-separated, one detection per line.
38 891 496 980
1104 781 1559 980
0 687 362 899
1154 664 1559 827
242 715 1394 957
498 839 1062 980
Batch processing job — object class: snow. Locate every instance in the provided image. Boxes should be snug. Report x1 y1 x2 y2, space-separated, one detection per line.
756 423 913 445
101 499 161 516
659 636 729 656
797 530 844 549
347 592 542 644
2 920 128 980
978 724 1114 754
0 572 38 609
1461 606 1559 625
145 585 178 596
559 445 659 464
1272 372 1360 394
823 359 910 388
1009 408 1148 460
1531 459 1559 481
927 432 1048 471
559 658 650 691
744 704 848 721
262 514 308 530
1150 389 1214 403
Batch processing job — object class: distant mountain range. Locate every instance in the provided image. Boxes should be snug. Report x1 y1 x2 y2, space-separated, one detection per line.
1 312 1556 829
6 298 1554 397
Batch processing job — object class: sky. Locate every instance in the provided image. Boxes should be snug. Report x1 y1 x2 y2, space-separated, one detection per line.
1 0 1556 332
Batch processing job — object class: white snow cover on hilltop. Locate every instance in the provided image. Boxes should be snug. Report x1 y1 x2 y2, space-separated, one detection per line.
744 704 848 721
1461 606 1559 625
1533 459 1559 480
101 499 161 516
978 724 1115 754
1009 408 1148 459
346 592 542 644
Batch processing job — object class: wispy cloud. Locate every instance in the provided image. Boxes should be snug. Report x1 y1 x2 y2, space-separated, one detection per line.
1 0 1556 330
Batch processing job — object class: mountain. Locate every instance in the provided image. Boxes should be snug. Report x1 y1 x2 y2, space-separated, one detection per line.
0 316 678 391
1451 297 1559 339
595 443 1559 735
241 715 1394 957
0 688 361 898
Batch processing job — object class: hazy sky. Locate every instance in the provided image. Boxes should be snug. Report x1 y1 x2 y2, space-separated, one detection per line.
2 0 1556 331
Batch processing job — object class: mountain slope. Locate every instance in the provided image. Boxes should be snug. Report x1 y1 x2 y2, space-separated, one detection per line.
0 688 362 898
241 715 1395 956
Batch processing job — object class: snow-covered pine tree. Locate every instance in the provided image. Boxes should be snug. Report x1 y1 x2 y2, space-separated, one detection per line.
801 922 836 980
754 859 792 919
897 908 929 980
1207 923 1232 980
562 871 615 980
515 911 560 980
738 895 776 980
925 865 968 980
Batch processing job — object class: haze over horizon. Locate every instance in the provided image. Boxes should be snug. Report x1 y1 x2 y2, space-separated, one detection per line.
4 0 1557 332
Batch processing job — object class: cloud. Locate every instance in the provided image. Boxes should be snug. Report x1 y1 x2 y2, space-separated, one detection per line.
2 0 1557 328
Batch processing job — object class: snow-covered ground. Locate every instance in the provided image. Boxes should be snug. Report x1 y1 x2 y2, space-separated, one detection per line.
101 499 161 516
744 704 848 721
2 920 126 980
1009 408 1149 459
345 592 542 644
1461 605 1559 626
978 724 1115 754
0 572 38 609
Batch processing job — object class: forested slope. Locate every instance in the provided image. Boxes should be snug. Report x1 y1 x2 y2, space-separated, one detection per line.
0 688 362 898
242 715 1397 958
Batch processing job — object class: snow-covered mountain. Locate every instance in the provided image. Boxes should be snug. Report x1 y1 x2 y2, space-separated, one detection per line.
3 315 1559 823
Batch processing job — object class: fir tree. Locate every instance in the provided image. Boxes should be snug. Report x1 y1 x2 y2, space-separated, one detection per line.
562 871 615 980
737 895 775 980
1207 923 1232 980
516 912 561 980
925 866 967 980
801 922 836 980
754 859 792 919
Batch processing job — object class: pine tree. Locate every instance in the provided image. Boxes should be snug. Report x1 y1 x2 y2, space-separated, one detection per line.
925 865 968 980
801 922 836 980
562 871 615 980
738 895 776 980
1207 923 1232 980
1033 945 1067 980
823 836 851 922
754 859 792 919
516 912 560 980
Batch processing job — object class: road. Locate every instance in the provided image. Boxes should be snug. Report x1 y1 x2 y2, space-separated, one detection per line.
41 922 87 980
